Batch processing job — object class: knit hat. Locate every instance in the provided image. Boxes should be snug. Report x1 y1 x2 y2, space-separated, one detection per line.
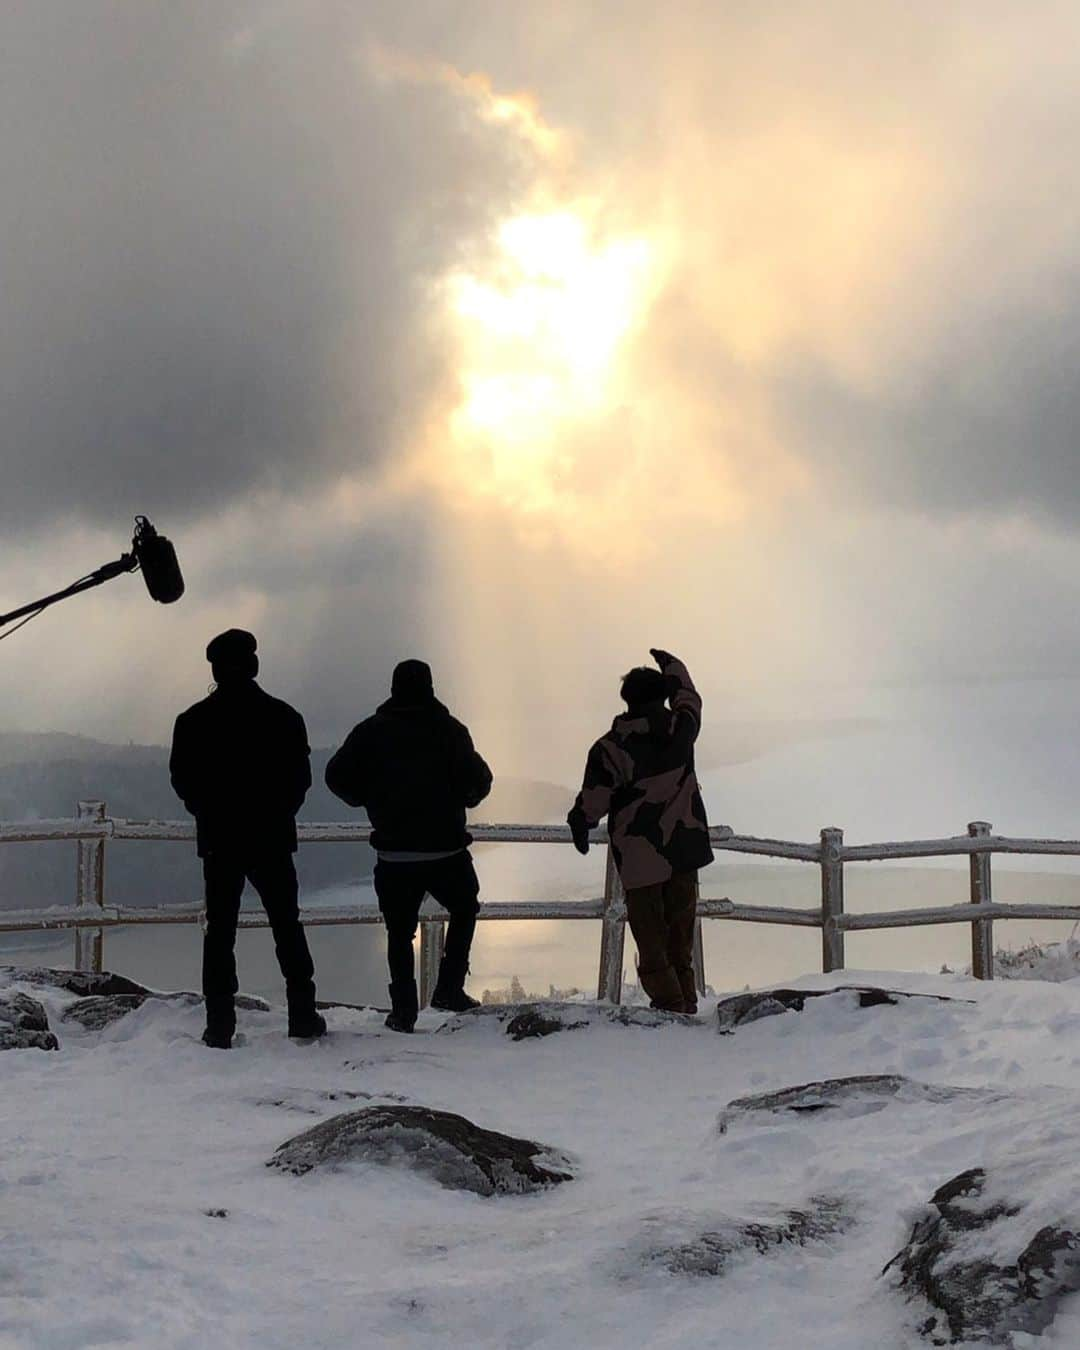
391 658 434 703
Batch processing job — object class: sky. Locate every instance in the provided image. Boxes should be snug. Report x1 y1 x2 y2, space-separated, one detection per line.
3 1 1080 801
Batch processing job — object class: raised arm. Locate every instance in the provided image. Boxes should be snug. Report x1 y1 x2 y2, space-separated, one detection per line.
650 648 702 755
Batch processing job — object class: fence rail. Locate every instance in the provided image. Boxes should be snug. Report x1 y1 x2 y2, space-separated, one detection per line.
3 804 1080 1001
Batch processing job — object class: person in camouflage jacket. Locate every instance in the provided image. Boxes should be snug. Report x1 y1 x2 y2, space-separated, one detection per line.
568 648 713 1013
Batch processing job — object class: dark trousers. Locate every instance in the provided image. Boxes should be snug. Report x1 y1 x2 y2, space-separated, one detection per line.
202 850 316 1033
373 853 480 1002
624 870 699 1012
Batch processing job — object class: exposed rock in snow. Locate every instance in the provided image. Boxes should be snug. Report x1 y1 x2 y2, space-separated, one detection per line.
715 985 967 1034
717 1075 998 1133
885 1167 1080 1344
223 993 272 1012
0 966 149 998
268 1105 576 1196
0 990 58 1051
439 1001 692 1038
628 1196 853 1278
61 994 151 1030
504 1007 589 1039
60 988 272 1030
0 966 272 1013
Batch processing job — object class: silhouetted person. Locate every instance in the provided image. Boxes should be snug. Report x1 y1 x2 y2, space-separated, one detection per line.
169 629 326 1048
325 659 493 1032
568 648 713 1014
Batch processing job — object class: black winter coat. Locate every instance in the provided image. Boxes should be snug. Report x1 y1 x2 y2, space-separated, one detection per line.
324 698 492 852
169 681 311 857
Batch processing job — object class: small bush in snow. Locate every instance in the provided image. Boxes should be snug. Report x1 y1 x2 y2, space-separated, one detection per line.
992 937 1080 983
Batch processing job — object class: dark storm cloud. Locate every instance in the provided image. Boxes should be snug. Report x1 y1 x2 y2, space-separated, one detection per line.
775 288 1080 525
0 3 520 534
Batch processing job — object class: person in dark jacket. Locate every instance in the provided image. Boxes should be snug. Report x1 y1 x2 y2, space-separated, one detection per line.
568 648 713 1014
325 659 493 1032
169 629 326 1048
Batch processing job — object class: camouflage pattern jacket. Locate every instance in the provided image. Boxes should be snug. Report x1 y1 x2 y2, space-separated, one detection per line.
569 657 713 890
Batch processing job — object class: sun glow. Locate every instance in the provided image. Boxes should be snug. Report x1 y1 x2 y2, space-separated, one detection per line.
444 210 660 513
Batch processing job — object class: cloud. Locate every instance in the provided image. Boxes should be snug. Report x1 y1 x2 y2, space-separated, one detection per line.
431 1 1080 531
7 0 1080 766
775 287 1080 524
0 3 526 534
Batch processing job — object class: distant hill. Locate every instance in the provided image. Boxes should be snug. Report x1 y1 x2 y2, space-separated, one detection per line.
695 717 880 771
0 731 571 911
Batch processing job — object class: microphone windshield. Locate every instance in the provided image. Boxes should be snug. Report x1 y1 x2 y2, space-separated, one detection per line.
132 517 185 604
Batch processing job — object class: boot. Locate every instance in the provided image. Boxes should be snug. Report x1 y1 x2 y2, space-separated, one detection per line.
287 1008 328 1040
430 985 480 1013
202 1025 233 1050
675 966 698 1017
429 949 479 1013
385 981 418 1033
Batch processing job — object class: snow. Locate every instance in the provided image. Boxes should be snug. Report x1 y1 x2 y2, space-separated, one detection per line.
4 968 1080 1348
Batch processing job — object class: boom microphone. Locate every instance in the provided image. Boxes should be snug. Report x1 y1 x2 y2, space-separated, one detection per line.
132 516 185 604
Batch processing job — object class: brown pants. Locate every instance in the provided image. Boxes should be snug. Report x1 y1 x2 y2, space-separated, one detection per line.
625 870 699 1012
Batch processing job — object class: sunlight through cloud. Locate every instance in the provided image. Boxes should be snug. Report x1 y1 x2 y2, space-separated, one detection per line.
445 210 660 513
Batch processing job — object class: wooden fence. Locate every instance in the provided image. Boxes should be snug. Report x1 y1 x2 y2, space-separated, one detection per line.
4 804 1080 1002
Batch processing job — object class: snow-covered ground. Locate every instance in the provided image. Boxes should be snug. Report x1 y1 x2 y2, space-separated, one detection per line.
5 964 1080 1349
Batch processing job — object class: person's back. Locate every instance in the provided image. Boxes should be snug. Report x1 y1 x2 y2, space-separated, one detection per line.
169 629 323 1048
325 670 491 855
325 659 492 1030
568 648 712 1014
171 678 310 858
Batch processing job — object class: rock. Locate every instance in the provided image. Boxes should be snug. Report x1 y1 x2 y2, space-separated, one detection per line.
0 991 58 1051
0 966 270 1013
718 1075 996 1133
632 1196 853 1278
268 1105 575 1196
884 1168 1080 1344
439 1001 692 1038
61 994 152 1030
229 994 272 1012
315 1000 379 1012
0 966 150 998
716 985 967 1034
60 987 270 1031
504 1008 589 1040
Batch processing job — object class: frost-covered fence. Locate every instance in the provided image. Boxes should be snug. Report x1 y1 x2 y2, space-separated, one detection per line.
5 805 1080 998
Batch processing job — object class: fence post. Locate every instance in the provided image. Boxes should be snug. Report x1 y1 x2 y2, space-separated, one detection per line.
597 842 626 1003
418 913 445 1008
74 800 106 973
969 820 994 980
691 874 707 997
820 827 845 973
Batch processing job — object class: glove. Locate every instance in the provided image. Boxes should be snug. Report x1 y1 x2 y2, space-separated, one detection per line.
649 647 676 670
567 807 591 855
